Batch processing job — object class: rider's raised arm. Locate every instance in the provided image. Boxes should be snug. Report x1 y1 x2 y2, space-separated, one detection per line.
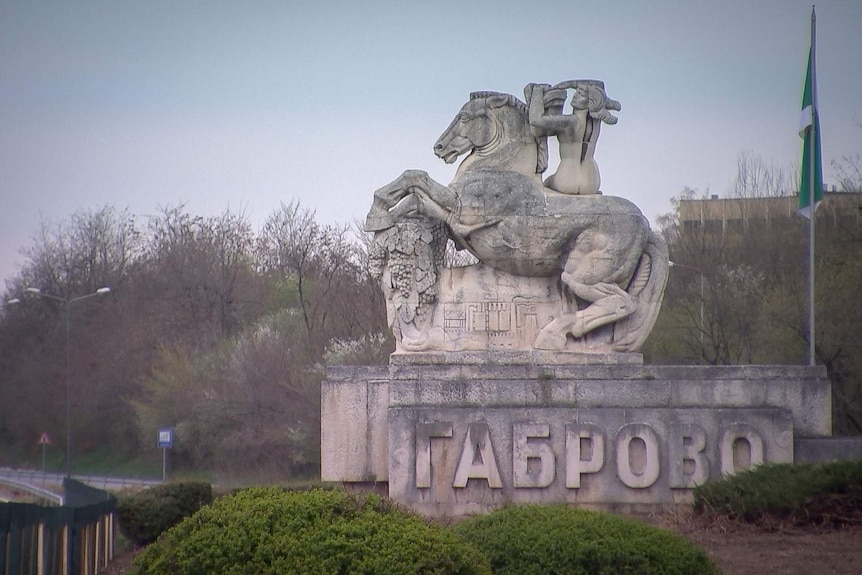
525 83 571 136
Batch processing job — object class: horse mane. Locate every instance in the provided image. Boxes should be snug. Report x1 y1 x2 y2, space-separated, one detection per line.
469 91 545 174
469 91 528 116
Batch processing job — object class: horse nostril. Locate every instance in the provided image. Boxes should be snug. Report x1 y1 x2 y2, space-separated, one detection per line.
433 143 443 152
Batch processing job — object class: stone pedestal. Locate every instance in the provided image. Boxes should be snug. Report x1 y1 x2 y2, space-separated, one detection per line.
430 265 613 352
321 354 831 517
404 264 641 353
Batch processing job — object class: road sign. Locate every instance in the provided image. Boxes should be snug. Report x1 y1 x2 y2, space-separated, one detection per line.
38 432 51 445
158 428 173 482
158 428 173 448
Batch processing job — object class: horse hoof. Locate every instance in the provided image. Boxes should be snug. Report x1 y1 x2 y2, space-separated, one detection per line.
400 336 429 352
534 331 567 351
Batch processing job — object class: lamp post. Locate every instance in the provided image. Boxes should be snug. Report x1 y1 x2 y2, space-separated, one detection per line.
668 262 704 345
24 286 111 477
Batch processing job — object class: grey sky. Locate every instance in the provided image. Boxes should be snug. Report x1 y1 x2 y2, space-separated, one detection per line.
2 0 861 285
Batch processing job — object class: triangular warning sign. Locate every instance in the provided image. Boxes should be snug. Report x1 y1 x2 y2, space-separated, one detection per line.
38 432 51 445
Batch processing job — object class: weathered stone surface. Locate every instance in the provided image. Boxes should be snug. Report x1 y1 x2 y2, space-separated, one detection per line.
366 83 668 354
389 406 793 517
320 367 389 482
795 437 862 463
320 361 832 513
383 364 831 437
324 77 843 516
390 349 644 366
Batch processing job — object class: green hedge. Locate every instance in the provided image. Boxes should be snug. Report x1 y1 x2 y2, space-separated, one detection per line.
453 505 719 575
694 460 862 523
131 488 490 575
117 482 213 546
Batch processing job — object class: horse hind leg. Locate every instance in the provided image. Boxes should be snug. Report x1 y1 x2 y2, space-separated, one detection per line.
610 230 670 351
534 230 639 350
535 281 637 350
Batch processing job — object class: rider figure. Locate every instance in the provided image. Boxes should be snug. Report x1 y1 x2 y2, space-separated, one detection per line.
525 80 620 195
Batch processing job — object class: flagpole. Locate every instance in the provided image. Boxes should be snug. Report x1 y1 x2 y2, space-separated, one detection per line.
807 6 817 366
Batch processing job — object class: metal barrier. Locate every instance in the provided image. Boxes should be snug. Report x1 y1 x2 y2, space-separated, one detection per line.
0 468 161 492
0 479 63 507
0 479 115 575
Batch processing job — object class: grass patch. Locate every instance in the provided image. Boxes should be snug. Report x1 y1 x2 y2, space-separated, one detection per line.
69 448 163 479
694 460 862 527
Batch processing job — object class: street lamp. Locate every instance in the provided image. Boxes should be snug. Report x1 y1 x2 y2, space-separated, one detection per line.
24 286 111 477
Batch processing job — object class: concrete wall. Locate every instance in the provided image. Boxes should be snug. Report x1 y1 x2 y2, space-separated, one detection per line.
320 366 389 482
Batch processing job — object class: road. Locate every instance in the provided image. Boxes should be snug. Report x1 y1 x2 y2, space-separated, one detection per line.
0 466 162 499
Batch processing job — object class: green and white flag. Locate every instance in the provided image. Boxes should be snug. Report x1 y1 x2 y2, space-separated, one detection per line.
798 21 823 219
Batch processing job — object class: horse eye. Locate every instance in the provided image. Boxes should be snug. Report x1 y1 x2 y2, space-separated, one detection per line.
459 113 470 122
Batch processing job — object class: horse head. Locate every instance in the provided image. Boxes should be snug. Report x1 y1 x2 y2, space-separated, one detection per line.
434 92 540 175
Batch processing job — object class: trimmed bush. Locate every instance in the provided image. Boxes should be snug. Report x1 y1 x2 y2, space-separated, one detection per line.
694 460 862 525
131 488 490 575
453 505 719 575
117 482 213 546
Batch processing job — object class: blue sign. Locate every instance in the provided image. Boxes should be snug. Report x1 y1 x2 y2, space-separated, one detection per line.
158 428 173 448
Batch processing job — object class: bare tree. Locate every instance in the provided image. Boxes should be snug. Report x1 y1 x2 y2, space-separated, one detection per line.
257 201 385 354
649 156 862 434
730 151 795 199
1 207 142 464
17 206 139 295
833 153 862 194
2 199 390 477
137 205 261 346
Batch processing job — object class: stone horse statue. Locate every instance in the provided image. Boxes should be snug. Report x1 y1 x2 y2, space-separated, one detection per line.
366 89 668 352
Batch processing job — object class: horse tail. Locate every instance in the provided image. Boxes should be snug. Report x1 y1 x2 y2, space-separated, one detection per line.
611 230 670 351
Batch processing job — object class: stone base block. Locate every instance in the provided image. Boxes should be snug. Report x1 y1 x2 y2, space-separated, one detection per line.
390 350 643 366
795 437 862 463
387 364 831 437
321 361 831 517
390 406 792 518
320 366 389 482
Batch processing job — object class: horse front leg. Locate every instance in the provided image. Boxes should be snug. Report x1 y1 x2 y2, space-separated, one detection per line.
399 170 480 238
400 170 458 214
366 175 414 231
366 170 447 231
403 171 507 241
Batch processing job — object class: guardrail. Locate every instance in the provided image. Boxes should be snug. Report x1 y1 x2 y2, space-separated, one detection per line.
0 478 63 506
1 479 114 575
0 468 161 493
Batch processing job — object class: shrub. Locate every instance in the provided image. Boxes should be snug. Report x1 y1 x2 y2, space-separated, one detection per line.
131 488 490 575
453 505 719 575
117 482 213 546
694 460 862 525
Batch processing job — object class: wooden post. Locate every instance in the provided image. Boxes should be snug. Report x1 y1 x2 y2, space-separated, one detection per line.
62 524 69 575
37 522 46 575
94 520 101 572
